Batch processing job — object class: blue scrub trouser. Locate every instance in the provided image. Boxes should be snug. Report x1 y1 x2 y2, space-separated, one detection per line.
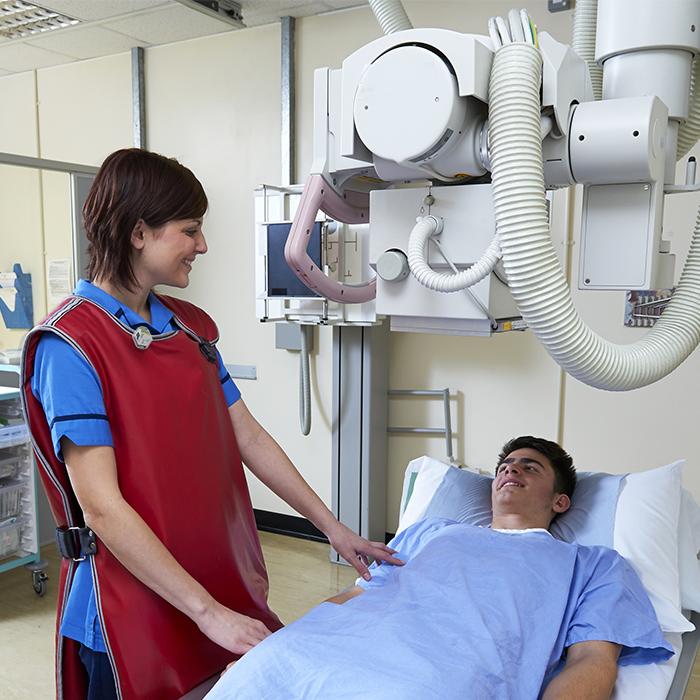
78 644 118 700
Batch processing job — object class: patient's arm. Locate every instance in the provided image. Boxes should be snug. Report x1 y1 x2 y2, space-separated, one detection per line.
325 586 365 605
541 640 620 700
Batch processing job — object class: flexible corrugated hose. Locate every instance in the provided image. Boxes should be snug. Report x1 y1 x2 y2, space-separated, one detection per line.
490 42 700 390
407 215 501 293
368 0 412 34
678 56 700 160
572 0 603 100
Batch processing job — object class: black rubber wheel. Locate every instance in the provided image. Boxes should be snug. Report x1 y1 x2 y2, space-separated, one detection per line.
32 570 48 597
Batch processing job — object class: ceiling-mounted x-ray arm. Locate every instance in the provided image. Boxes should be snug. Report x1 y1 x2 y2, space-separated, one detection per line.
283 173 375 304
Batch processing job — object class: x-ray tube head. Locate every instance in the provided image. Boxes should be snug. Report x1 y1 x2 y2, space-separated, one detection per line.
353 44 486 180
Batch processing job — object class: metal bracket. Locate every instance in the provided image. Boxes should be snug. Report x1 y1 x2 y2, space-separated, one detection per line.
624 289 674 327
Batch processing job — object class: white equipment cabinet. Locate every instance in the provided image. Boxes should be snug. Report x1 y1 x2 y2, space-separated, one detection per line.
0 366 48 595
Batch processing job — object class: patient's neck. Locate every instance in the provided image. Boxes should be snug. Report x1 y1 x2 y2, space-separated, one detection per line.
490 513 551 531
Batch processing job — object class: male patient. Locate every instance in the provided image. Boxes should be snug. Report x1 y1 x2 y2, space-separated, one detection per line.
205 436 672 700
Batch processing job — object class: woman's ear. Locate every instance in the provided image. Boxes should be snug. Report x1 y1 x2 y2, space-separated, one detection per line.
552 493 571 515
130 220 146 250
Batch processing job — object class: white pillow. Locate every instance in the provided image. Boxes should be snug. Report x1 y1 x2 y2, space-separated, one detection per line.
611 631 682 700
398 456 625 547
398 456 452 533
679 488 700 612
613 461 694 634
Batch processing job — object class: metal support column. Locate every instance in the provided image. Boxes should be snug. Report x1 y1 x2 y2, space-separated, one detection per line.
331 323 389 562
280 16 295 186
131 47 146 149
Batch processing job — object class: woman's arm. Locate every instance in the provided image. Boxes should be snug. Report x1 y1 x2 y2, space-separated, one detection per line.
229 400 403 580
62 438 271 655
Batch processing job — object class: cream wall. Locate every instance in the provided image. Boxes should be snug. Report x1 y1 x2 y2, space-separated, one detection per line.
0 72 40 352
1 1 698 535
0 165 44 351
0 53 132 351
36 53 132 166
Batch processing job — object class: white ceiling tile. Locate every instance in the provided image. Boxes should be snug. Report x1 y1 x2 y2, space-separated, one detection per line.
26 26 143 59
240 0 321 12
0 42 76 72
38 0 170 23
0 0 369 74
105 5 233 44
318 1 366 16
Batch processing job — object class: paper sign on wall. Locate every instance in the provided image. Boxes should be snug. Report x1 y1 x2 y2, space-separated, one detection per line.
0 273 17 313
47 259 72 309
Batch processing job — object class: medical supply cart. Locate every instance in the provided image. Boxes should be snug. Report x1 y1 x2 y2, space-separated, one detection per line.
0 365 48 595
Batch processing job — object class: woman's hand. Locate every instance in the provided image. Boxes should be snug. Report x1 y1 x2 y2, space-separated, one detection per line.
196 601 272 655
220 659 238 679
325 522 404 580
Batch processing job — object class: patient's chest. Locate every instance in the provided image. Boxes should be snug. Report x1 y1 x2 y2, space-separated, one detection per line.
360 525 578 643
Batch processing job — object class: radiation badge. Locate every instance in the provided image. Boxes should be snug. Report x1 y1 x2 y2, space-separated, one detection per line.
133 326 153 351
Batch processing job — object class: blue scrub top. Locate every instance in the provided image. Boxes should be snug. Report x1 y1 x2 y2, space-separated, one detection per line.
32 280 240 652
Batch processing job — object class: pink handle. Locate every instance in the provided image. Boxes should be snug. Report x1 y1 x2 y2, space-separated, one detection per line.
284 174 376 304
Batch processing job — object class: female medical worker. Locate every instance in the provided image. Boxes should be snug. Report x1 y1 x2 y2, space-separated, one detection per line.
20 149 401 700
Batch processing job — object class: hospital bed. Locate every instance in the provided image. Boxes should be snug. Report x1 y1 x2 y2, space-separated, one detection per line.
669 619 700 700
180 618 700 697
181 456 700 700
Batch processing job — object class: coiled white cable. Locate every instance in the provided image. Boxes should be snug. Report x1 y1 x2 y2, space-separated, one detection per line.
407 216 501 293
572 0 603 100
299 325 311 436
489 42 700 390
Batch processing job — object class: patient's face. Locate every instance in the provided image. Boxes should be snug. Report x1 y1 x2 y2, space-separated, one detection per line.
492 448 567 521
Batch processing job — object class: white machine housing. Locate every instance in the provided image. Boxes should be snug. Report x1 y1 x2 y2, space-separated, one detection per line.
268 2 700 343
370 184 520 335
293 27 591 335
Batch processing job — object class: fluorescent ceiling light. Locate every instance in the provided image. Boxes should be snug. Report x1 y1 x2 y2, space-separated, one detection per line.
0 1 79 39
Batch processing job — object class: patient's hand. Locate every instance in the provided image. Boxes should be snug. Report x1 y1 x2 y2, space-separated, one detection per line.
196 601 272 656
325 586 365 605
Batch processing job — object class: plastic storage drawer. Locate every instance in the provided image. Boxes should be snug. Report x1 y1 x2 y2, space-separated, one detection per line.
0 423 29 449
0 481 24 519
0 454 20 481
0 518 20 559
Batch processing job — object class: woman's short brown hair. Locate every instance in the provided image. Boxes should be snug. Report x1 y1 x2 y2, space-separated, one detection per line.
83 148 208 290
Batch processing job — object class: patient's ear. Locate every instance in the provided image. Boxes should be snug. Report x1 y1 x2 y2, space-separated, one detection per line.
552 493 571 514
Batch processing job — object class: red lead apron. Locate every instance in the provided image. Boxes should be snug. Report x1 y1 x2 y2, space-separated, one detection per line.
21 294 282 700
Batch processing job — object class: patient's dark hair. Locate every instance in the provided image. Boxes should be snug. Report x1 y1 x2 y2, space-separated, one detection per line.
496 436 576 499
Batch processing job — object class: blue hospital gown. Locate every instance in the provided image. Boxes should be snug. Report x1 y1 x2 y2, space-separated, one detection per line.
205 518 673 700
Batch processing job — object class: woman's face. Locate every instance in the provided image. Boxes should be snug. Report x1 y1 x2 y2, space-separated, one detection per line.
135 218 207 289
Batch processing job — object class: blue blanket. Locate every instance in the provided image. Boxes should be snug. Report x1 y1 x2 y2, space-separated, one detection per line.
205 519 672 699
